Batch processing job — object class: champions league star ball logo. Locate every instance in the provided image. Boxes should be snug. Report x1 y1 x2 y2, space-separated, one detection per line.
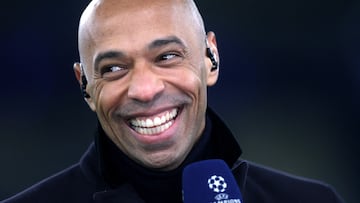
208 175 227 193
207 175 242 203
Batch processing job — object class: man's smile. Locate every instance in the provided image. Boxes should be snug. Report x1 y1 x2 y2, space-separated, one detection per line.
128 108 179 135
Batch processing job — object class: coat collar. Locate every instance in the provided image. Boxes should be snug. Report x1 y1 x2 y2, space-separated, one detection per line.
79 107 244 202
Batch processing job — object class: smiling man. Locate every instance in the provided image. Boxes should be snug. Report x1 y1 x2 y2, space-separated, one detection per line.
76 0 218 172
1 0 345 203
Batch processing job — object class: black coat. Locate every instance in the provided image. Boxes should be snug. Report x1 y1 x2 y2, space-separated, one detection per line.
1 109 345 203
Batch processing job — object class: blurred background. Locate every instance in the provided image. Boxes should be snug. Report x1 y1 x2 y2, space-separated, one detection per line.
0 0 358 202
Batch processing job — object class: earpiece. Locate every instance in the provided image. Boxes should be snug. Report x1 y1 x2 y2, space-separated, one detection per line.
206 47 218 71
80 65 90 98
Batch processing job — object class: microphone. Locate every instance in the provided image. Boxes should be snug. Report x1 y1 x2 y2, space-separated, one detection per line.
182 159 243 203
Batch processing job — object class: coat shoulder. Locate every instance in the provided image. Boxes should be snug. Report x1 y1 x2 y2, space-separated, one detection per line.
1 164 96 203
239 160 345 203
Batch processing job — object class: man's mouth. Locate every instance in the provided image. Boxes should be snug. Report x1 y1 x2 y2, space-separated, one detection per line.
129 108 179 135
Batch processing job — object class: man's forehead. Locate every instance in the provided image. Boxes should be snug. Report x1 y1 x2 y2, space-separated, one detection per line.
79 0 196 35
84 0 190 17
78 0 204 66
80 0 193 41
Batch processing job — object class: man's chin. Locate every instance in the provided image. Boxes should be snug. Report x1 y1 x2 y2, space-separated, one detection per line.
139 151 186 171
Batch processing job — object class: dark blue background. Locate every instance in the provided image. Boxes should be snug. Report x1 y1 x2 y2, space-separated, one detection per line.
1 0 359 202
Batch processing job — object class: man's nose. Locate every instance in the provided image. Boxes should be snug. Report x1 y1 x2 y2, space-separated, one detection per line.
127 64 165 102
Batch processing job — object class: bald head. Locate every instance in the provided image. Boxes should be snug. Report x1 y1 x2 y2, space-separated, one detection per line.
78 0 206 70
73 0 220 170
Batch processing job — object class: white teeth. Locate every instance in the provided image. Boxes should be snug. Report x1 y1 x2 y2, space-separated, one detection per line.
165 112 170 121
134 121 173 135
129 108 178 135
145 119 153 127
153 117 161 126
131 120 138 127
161 115 166 123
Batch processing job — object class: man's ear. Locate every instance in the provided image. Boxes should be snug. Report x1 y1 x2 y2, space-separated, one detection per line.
205 31 219 86
73 62 96 111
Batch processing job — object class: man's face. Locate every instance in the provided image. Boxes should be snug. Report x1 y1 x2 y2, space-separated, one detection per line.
77 0 218 170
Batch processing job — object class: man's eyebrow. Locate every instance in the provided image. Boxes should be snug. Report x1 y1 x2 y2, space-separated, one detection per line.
94 51 125 72
148 36 186 50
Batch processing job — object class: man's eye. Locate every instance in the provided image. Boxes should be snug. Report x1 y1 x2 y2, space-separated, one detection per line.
102 65 124 74
159 53 178 61
101 65 127 79
109 66 123 72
